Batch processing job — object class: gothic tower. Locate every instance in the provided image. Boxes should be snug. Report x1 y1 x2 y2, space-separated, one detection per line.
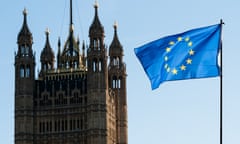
108 23 128 144
15 9 35 144
39 29 55 77
15 1 127 144
86 3 110 143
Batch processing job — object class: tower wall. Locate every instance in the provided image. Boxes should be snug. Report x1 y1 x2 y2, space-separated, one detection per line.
15 10 35 144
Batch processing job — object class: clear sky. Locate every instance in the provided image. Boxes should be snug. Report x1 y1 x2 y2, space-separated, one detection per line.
0 0 239 144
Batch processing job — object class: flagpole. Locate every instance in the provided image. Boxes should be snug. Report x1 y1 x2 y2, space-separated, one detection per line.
220 19 224 144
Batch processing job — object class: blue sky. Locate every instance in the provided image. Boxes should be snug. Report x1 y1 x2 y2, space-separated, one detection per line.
0 0 239 144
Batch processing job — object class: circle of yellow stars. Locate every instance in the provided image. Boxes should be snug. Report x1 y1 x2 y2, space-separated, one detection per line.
164 36 195 75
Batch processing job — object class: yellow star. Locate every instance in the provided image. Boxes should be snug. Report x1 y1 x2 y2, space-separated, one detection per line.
178 37 182 41
164 56 168 61
188 41 193 47
169 41 175 45
185 37 190 42
166 47 171 53
172 68 178 75
186 58 192 64
189 49 195 55
180 64 186 71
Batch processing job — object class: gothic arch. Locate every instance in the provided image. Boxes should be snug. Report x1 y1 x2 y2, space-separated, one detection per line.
26 65 30 77
20 64 25 78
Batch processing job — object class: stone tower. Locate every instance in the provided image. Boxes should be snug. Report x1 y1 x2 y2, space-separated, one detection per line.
15 9 35 144
14 1 127 144
108 23 127 144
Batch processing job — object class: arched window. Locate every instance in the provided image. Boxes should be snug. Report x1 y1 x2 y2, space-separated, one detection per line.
26 65 30 78
66 61 70 69
93 39 101 50
93 59 97 72
112 76 117 88
20 65 25 78
118 78 121 89
93 39 97 50
113 57 119 66
97 39 100 50
98 60 102 72
74 61 78 69
25 46 29 56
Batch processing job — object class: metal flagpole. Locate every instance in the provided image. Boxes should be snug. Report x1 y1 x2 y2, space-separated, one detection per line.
220 19 224 144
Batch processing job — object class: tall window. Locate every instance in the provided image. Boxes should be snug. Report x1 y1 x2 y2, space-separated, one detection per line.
26 65 30 78
118 79 121 89
25 46 29 56
98 60 102 72
93 39 97 50
93 59 97 72
20 65 25 78
74 61 78 69
112 76 117 88
112 76 121 89
97 39 100 50
113 57 119 66
66 61 70 69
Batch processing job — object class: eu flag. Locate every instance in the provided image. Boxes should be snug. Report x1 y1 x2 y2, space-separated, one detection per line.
134 24 221 90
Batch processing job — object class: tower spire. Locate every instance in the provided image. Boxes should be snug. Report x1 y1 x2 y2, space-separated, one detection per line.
58 0 81 69
70 0 73 25
89 1 104 38
69 0 74 55
17 8 33 45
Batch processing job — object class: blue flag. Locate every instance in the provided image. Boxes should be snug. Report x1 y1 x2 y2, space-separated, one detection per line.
134 24 221 90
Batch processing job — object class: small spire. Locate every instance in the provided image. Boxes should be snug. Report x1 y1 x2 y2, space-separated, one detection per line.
109 21 123 56
82 40 85 56
57 37 61 57
70 0 73 25
113 21 118 37
45 28 50 35
45 28 50 44
69 0 74 33
113 21 118 35
41 28 55 64
94 0 99 17
58 37 61 48
17 8 33 45
89 0 104 36
23 8 28 15
22 8 28 26
70 24 74 32
94 0 99 8
82 40 85 50
77 36 80 45
113 21 118 30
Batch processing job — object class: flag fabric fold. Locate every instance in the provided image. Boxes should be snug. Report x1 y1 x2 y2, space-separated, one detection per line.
134 24 221 90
